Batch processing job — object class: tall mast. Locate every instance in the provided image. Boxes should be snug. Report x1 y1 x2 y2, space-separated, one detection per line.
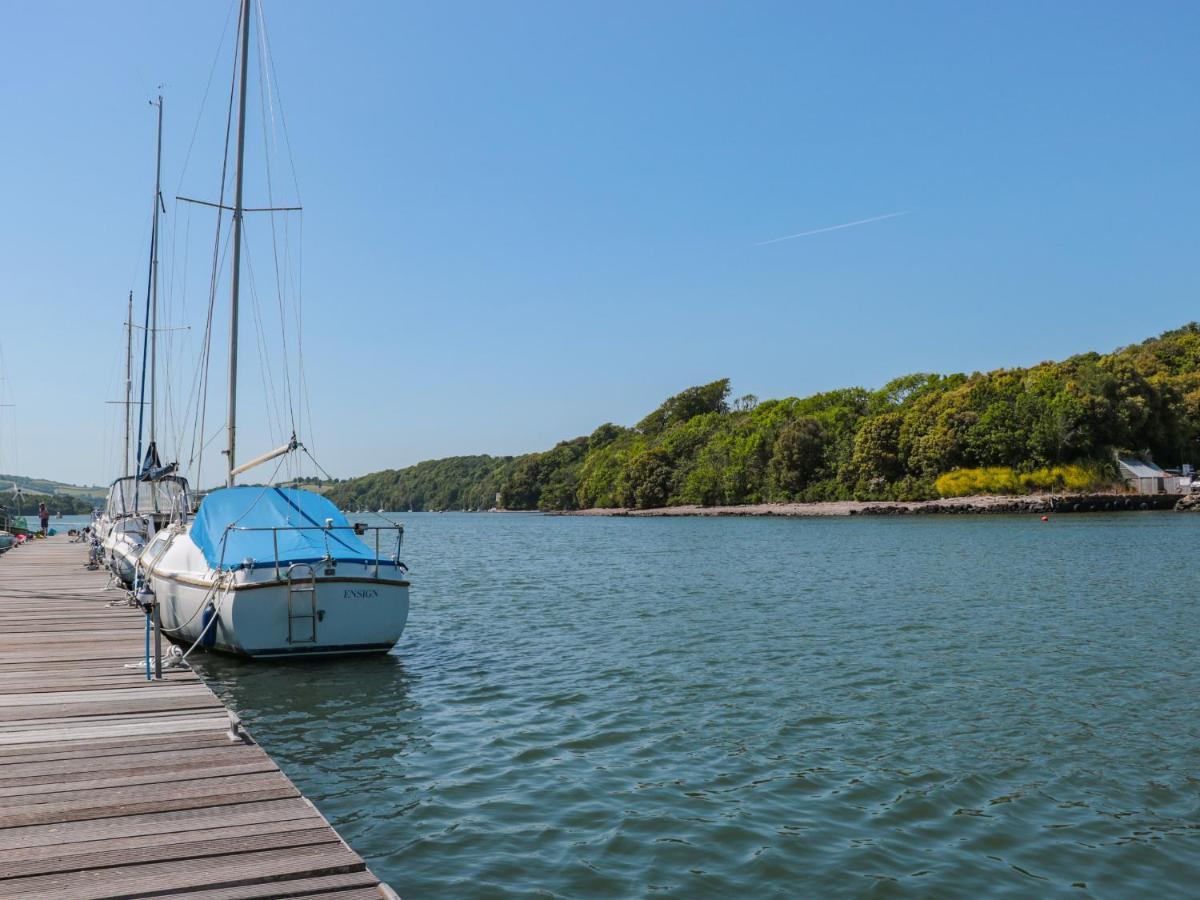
124 292 133 477
226 0 251 487
150 95 163 446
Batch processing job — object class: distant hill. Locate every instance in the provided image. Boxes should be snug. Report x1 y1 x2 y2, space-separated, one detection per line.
0 474 106 514
326 324 1200 512
326 456 515 512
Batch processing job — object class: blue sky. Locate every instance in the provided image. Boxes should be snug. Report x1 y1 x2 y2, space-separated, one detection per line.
1 1 1197 487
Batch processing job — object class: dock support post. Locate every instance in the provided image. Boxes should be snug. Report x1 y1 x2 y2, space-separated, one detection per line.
153 599 162 680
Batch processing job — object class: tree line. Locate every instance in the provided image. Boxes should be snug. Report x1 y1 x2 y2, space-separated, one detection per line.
327 325 1200 511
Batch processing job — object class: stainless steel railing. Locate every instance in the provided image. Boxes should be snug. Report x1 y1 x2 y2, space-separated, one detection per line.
221 523 405 579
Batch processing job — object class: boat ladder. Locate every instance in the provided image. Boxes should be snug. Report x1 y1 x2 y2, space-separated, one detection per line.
286 563 317 644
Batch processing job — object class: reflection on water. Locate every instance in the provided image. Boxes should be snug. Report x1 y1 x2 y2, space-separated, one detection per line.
192 511 1200 897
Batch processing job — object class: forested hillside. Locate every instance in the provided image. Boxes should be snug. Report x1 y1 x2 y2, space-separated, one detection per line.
0 474 106 514
327 325 1200 511
325 455 518 512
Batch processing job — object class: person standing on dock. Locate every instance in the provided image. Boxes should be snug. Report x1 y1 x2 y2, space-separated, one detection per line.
38 502 49 536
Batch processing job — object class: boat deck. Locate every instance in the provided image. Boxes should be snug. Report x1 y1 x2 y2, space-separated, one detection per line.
0 536 396 899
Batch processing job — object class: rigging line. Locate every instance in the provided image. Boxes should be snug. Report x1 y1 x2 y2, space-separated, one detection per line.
160 199 180 463
241 229 287 449
187 421 229 486
177 196 301 212
175 0 238 196
257 0 302 203
255 0 279 160
125 210 153 295
260 0 306 466
187 223 233 475
195 422 227 455
283 216 301 454
224 453 290 532
299 445 334 484
253 7 297 437
169 203 194 461
196 6 244 488
296 217 314 460
134 190 158 472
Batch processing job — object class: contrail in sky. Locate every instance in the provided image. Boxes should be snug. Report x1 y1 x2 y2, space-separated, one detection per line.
757 210 908 246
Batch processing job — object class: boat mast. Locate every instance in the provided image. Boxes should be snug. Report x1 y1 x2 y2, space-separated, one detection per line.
149 94 163 447
226 0 251 488
124 291 133 477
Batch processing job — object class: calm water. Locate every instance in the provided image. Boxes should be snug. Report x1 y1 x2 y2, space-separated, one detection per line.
192 512 1200 897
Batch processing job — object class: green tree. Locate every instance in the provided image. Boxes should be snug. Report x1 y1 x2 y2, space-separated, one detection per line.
636 379 730 436
768 418 827 497
846 411 904 494
621 448 673 509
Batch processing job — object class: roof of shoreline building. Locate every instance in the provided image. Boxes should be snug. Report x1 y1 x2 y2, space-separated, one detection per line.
1117 458 1166 478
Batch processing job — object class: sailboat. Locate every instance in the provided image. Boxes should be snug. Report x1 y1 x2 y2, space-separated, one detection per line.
98 97 192 587
142 0 409 658
0 487 16 554
0 351 18 552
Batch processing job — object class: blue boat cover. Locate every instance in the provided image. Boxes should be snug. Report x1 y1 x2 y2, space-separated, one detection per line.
192 486 381 571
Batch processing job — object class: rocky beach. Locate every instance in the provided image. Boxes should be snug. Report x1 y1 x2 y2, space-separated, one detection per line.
560 493 1188 517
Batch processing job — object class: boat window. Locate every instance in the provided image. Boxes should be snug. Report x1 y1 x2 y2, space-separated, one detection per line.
106 478 190 517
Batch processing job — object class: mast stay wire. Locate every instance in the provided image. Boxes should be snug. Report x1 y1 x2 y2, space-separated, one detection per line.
167 0 234 488
191 0 244 490
166 200 196 465
254 0 298 446
257 0 311 475
240 228 288 456
175 0 239 200
186 222 233 486
180 222 229 478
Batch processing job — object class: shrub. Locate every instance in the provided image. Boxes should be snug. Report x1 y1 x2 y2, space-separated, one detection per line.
935 464 1108 497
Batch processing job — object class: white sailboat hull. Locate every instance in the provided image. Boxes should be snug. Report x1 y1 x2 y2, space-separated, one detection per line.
145 530 409 658
102 528 146 587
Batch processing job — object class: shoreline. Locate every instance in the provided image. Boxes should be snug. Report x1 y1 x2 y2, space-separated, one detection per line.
556 492 1186 518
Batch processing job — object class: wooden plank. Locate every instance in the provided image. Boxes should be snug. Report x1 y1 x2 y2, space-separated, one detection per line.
0 798 316 852
0 826 339 879
0 708 229 730
0 816 328 869
0 714 230 746
0 771 294 812
0 760 279 800
0 729 230 763
0 684 209 706
0 674 199 694
0 744 264 781
0 785 299 829
0 695 226 722
0 843 366 898
132 871 383 900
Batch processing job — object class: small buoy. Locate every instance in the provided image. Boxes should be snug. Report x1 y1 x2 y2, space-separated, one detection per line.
1040 515 1049 522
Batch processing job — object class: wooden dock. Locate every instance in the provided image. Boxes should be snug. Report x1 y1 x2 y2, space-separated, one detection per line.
0 536 397 899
